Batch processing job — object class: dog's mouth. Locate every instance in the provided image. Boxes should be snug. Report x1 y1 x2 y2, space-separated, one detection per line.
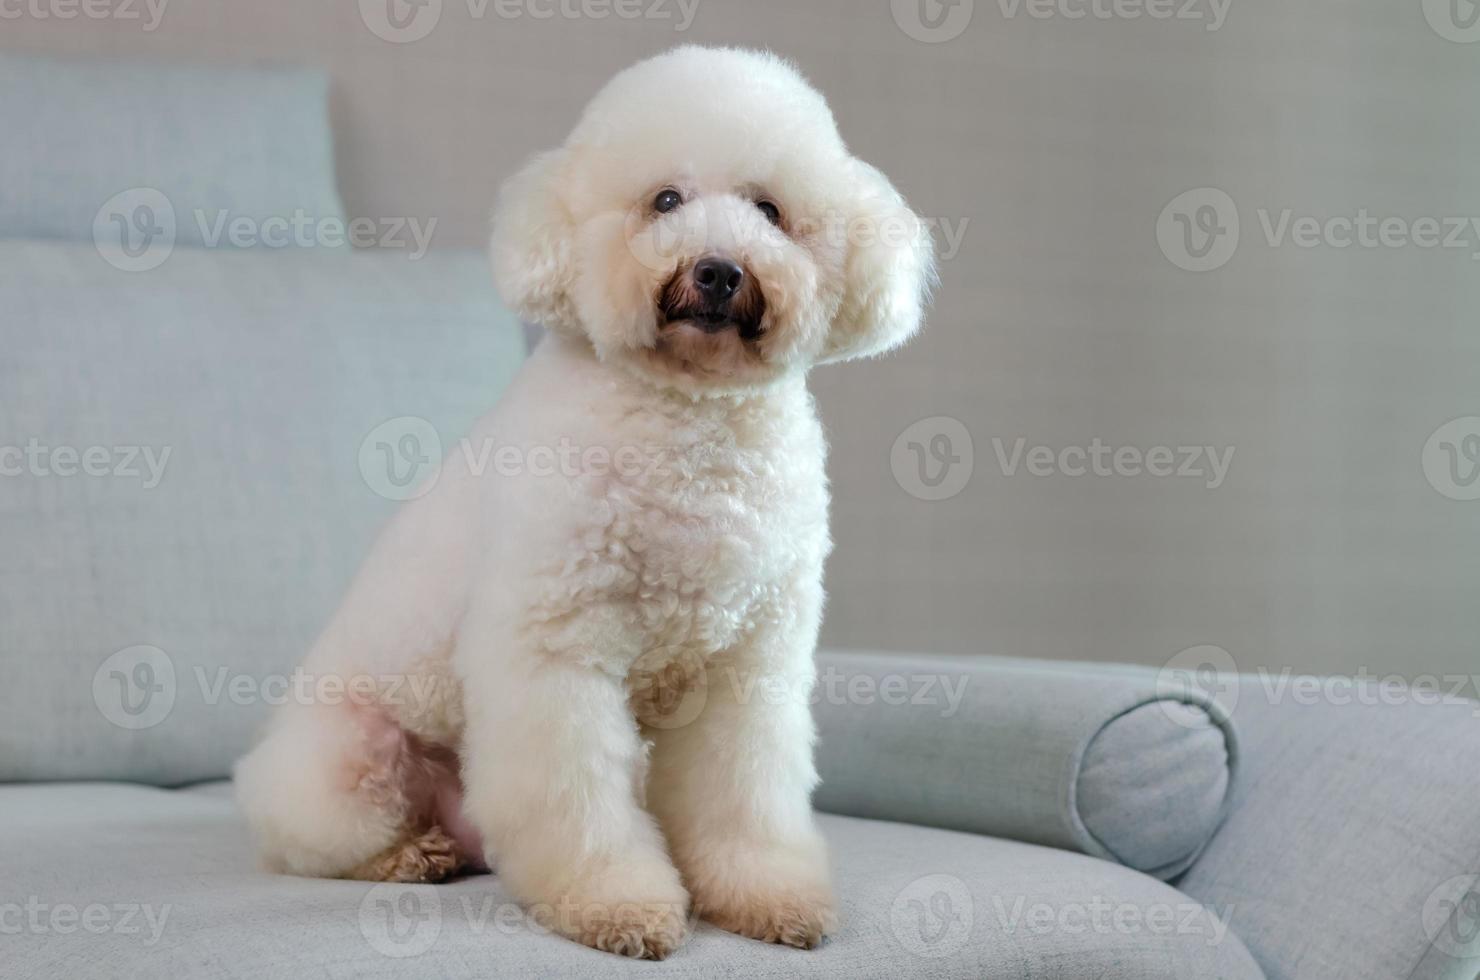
657 267 766 344
661 309 764 342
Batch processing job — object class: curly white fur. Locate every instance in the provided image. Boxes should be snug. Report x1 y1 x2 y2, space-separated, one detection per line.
235 45 934 959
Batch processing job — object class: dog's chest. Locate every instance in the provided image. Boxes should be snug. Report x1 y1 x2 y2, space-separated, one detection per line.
639 433 818 642
572 397 828 661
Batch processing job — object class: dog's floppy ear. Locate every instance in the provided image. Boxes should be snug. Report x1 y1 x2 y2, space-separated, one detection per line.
490 148 579 333
819 159 936 364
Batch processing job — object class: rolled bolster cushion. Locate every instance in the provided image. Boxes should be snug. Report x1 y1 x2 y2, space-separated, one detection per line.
811 649 1237 881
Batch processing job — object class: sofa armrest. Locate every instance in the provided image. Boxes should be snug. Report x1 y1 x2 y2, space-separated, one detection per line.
1174 676 1480 980
812 649 1237 880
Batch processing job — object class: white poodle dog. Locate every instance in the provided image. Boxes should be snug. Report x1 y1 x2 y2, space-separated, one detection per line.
235 45 934 959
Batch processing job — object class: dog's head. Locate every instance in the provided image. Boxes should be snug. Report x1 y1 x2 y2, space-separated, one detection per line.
491 46 936 395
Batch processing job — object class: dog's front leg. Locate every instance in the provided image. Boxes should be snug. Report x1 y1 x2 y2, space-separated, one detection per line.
457 602 690 960
646 605 837 948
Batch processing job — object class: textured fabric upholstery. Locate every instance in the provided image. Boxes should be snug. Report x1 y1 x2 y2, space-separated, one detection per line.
0 53 344 247
0 781 1266 980
0 240 524 784
812 650 1236 880
1175 677 1480 980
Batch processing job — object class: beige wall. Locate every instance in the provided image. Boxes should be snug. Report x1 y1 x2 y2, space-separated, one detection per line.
6 0 1478 679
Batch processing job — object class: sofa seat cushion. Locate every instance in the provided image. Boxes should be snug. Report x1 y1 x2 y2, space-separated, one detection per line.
0 782 1265 979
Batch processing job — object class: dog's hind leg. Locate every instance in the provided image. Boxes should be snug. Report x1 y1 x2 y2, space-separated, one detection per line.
235 700 480 883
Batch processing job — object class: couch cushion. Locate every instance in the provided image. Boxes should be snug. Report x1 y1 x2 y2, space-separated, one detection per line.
813 650 1236 880
0 782 1265 979
0 239 524 785
0 53 344 249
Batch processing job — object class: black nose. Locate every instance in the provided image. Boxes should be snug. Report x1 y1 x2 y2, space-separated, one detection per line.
692 256 744 303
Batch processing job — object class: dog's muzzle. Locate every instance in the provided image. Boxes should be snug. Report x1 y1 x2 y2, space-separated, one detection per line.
659 253 766 341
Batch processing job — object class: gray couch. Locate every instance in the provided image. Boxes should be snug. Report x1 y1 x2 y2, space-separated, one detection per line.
6 641 1480 979
4 53 1480 980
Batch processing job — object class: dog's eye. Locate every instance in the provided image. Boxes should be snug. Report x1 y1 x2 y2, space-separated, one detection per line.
755 200 782 226
653 189 683 214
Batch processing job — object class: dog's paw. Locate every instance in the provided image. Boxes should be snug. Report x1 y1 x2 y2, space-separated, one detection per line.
569 900 690 960
527 858 691 959
700 887 835 949
349 825 466 883
686 843 836 949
